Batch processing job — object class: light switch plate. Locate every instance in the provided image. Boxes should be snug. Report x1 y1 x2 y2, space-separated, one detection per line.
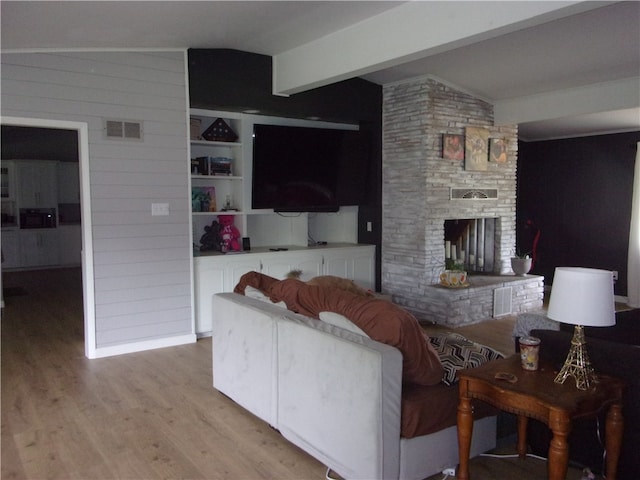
151 203 169 216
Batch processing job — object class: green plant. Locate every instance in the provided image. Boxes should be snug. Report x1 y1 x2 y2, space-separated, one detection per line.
445 258 465 271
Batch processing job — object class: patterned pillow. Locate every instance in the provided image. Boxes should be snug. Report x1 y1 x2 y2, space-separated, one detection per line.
429 332 504 385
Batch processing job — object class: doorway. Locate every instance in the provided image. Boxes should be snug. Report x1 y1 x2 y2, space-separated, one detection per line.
1 116 95 358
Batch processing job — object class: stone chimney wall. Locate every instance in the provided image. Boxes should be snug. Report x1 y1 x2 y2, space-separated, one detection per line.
382 77 518 320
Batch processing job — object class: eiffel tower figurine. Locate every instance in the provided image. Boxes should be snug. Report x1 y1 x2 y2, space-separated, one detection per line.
554 325 597 390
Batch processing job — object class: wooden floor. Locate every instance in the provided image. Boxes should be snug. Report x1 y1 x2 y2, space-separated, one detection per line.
1 267 518 480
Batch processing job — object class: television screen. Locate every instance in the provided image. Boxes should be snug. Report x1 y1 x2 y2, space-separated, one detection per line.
252 124 369 212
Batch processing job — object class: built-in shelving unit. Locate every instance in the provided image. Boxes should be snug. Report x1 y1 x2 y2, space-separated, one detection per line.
188 108 364 251
187 109 377 334
189 109 247 243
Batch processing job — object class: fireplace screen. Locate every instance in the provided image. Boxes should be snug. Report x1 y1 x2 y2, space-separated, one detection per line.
444 218 496 273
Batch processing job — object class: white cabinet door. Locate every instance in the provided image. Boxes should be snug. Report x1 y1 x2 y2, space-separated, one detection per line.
1 230 20 268
194 255 262 335
225 257 263 290
17 161 58 208
261 252 323 280
1 161 16 200
323 246 375 290
58 225 82 265
18 230 60 268
193 245 375 335
194 257 227 335
57 162 80 203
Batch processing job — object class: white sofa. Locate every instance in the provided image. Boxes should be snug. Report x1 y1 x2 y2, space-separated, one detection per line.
212 292 496 480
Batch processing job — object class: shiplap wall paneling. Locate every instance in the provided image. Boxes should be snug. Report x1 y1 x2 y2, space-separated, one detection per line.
1 51 195 355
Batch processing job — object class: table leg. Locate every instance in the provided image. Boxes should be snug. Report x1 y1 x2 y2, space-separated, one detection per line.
605 403 623 480
457 393 474 480
547 410 571 480
517 415 528 459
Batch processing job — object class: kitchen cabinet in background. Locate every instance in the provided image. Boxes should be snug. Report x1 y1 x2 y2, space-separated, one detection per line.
57 162 80 203
19 229 60 268
58 225 82 265
1 230 20 268
17 161 58 208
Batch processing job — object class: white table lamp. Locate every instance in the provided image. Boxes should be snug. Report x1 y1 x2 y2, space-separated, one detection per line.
547 267 616 390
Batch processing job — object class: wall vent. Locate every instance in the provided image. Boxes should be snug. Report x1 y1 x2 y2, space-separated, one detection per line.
450 188 498 200
493 286 512 317
104 119 143 140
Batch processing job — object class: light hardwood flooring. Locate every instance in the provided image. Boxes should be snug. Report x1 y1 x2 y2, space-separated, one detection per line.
1 267 518 480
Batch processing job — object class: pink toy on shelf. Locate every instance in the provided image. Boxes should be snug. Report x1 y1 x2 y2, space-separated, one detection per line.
218 215 241 252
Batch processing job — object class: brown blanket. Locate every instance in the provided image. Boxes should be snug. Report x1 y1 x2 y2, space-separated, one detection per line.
235 272 444 386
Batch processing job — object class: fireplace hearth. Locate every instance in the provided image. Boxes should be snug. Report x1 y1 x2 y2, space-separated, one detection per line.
423 274 544 326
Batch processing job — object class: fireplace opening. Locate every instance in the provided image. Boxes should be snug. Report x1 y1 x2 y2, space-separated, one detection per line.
444 218 497 274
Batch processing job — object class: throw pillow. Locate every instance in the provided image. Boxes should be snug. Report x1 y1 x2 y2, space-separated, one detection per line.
244 285 287 308
429 333 504 386
319 311 370 337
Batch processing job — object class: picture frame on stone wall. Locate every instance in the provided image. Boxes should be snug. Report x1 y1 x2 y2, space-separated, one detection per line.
465 127 489 171
442 134 465 160
489 138 507 163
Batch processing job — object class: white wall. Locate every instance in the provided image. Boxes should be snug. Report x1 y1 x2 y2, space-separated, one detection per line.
1 51 194 354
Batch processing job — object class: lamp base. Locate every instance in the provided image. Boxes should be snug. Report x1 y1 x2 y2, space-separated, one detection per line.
554 325 597 390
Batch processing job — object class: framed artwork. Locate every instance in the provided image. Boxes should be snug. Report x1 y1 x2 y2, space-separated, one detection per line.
442 134 465 160
489 138 507 163
465 127 489 171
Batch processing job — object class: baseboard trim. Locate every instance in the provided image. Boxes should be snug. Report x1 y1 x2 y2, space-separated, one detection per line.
89 333 197 359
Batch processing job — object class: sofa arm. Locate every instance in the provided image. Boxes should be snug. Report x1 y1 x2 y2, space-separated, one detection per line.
276 314 403 480
212 293 286 427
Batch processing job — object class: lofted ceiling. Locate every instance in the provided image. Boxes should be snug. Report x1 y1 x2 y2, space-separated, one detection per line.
1 1 638 141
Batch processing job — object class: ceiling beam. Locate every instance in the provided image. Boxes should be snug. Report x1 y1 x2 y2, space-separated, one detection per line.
494 77 640 126
272 1 605 96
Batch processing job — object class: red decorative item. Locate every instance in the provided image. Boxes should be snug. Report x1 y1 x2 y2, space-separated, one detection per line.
218 215 241 252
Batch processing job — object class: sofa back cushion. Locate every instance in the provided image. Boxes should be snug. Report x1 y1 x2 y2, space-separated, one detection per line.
269 278 444 386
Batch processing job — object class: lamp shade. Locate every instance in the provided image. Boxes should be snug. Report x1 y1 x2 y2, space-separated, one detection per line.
547 267 616 327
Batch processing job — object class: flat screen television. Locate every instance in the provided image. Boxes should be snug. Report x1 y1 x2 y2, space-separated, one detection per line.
252 124 369 212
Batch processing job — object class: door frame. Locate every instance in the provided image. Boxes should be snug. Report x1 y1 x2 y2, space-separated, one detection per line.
1 116 96 358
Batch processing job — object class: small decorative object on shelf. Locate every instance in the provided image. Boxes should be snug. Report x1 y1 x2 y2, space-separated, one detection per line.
199 220 222 252
221 194 236 211
439 257 468 287
192 186 217 212
440 270 469 288
190 117 202 140
192 156 233 176
511 252 532 276
218 215 241 252
202 118 238 142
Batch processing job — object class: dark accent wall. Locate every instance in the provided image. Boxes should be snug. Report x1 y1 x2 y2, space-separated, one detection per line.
517 131 640 296
188 49 383 289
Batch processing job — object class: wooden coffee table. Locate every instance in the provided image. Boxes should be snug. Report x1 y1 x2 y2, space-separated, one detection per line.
457 355 625 480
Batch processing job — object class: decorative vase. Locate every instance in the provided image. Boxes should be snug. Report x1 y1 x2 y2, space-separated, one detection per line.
511 257 532 276
440 270 468 287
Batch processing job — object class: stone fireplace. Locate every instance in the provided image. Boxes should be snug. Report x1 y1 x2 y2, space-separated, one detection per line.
381 77 543 325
